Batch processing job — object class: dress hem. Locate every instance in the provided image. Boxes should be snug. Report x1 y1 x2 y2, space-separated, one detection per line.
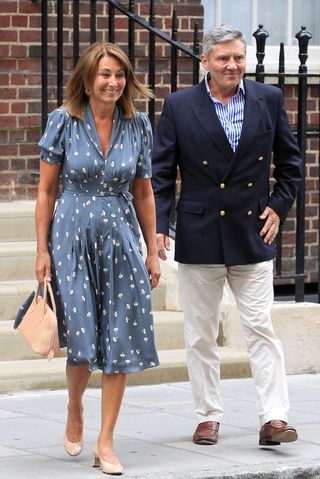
65 357 160 375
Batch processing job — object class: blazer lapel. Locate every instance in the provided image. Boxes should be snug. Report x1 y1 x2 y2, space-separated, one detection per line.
234 80 263 159
189 82 234 159
221 80 264 180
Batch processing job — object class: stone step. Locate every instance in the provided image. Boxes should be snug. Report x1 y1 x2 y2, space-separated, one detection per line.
0 241 36 281
0 347 250 394
0 311 185 361
0 200 36 242
0 279 37 322
0 278 167 322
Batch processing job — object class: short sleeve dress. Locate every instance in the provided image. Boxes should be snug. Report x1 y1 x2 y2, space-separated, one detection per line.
38 104 159 374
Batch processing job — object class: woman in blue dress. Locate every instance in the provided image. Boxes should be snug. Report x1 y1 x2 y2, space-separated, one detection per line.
35 42 160 475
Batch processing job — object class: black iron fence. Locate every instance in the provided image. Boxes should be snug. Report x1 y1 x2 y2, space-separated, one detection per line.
40 0 320 302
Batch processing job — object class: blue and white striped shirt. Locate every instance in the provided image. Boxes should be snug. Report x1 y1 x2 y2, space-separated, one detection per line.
205 73 245 152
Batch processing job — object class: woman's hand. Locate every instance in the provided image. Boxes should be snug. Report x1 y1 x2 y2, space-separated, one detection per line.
145 252 161 289
35 251 52 283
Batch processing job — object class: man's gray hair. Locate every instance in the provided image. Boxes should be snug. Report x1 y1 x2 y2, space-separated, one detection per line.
203 25 247 56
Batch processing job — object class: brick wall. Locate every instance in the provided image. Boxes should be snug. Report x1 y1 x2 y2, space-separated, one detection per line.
0 0 203 200
0 0 318 284
282 84 319 284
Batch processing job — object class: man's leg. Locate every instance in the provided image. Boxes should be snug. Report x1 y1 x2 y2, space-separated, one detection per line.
178 264 226 427
227 261 289 425
227 260 297 444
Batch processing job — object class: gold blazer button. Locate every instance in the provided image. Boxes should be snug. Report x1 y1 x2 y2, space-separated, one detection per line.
258 156 264 161
220 183 225 189
220 210 226 216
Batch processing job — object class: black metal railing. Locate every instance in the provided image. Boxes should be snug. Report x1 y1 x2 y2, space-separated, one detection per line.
40 1 319 302
251 24 318 302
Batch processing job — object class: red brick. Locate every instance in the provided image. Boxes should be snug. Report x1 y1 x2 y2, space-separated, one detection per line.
309 112 319 124
18 115 41 128
0 103 9 113
0 74 9 86
1 59 16 71
20 143 38 155
19 29 41 43
0 30 18 42
309 85 320 98
1 144 18 156
11 102 27 114
17 58 41 71
11 74 27 86
18 87 41 99
0 159 10 170
12 15 28 27
27 75 41 86
310 192 319 204
11 158 26 170
0 130 8 142
0 45 9 57
0 88 17 99
10 45 28 57
26 158 39 169
0 16 10 27
29 15 41 28
9 129 26 142
18 0 40 14
26 128 41 143
0 1 17 13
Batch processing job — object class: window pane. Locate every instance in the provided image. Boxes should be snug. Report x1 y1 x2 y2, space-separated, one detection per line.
201 0 215 33
293 0 320 45
221 0 252 43
257 0 287 45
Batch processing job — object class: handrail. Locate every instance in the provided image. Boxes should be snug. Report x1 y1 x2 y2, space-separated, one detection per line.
106 0 200 61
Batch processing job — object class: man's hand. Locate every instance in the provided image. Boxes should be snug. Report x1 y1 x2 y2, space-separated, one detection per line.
156 234 171 260
259 207 280 245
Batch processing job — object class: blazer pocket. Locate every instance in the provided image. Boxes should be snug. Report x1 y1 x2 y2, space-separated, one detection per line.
176 200 204 215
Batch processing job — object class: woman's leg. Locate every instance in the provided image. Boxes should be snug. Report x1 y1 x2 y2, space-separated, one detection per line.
66 363 91 441
98 373 127 463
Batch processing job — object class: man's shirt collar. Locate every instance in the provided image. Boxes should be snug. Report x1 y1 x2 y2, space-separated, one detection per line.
204 72 245 103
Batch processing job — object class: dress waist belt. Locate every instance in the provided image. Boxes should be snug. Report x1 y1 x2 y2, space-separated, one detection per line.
63 189 133 203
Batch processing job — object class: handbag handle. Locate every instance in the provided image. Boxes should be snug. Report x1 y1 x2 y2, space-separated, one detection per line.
35 279 57 316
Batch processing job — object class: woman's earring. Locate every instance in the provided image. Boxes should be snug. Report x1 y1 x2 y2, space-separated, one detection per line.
85 88 91 96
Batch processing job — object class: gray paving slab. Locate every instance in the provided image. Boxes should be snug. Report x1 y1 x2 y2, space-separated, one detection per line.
0 375 320 478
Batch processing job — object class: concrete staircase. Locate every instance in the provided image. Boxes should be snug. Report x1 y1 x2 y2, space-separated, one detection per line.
0 201 250 393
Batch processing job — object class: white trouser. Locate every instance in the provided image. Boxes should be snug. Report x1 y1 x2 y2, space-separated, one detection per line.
178 261 289 426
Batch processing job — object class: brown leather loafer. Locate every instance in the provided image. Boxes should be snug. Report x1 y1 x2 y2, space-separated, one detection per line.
259 420 298 446
193 421 219 445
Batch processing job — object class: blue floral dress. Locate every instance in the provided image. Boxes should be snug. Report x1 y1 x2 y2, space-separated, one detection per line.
39 104 159 374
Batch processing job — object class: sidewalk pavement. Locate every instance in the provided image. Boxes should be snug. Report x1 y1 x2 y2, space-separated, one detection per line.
0 374 320 479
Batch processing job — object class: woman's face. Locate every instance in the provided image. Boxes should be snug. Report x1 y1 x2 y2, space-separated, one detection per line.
89 54 126 108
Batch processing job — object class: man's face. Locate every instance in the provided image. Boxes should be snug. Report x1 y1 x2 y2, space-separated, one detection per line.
201 40 246 94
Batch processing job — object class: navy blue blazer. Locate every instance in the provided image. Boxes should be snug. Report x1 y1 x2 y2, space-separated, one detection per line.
152 78 302 266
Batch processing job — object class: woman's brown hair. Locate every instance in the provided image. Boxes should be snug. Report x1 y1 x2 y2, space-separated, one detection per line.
63 42 153 119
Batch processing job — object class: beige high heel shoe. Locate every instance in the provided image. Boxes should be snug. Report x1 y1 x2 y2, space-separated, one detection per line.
92 444 123 475
63 431 83 456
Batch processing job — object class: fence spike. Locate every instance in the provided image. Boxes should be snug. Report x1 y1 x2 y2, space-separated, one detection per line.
295 26 312 69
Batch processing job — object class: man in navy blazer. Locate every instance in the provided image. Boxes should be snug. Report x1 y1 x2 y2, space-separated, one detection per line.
152 25 302 447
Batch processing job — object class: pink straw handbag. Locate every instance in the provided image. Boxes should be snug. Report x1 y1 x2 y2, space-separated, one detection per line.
17 279 60 360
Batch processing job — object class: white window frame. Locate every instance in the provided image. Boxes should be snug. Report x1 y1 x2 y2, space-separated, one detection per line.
204 0 320 74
